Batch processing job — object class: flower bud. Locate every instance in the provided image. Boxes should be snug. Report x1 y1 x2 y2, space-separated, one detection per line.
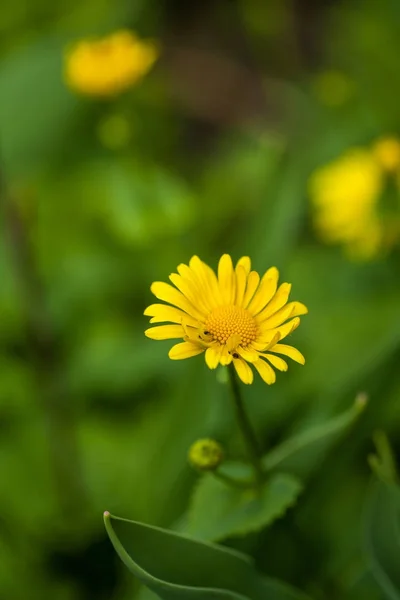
188 438 224 471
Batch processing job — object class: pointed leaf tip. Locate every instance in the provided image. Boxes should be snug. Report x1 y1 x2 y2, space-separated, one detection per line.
103 513 312 599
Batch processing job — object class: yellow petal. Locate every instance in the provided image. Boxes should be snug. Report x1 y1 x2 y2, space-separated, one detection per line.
233 357 254 384
271 317 300 341
253 358 276 384
205 345 223 369
218 254 235 304
168 341 204 360
150 281 205 320
247 269 279 316
236 256 251 275
190 255 222 306
176 262 198 284
220 345 233 366
259 301 308 328
258 303 294 328
265 332 281 349
257 282 291 321
144 304 199 327
235 265 247 307
226 334 241 352
237 346 259 363
176 263 216 313
242 271 260 308
169 273 210 315
260 353 288 371
270 343 305 364
176 263 203 294
262 266 279 282
145 325 184 340
251 331 281 351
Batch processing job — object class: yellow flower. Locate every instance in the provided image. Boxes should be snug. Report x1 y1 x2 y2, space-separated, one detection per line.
309 149 384 259
144 255 307 385
372 137 400 172
64 30 158 97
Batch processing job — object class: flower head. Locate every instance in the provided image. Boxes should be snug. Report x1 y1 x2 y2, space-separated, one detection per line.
309 149 383 259
309 136 400 260
144 255 307 385
64 30 158 97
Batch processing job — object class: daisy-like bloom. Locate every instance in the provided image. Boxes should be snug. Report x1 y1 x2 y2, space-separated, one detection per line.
309 140 400 260
144 255 307 385
64 30 158 97
309 148 384 259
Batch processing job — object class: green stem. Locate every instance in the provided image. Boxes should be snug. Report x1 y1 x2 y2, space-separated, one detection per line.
228 365 264 489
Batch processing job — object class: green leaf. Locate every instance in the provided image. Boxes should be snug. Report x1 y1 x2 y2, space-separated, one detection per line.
364 479 400 600
0 37 80 178
104 512 312 600
368 430 398 484
99 160 196 245
262 395 367 478
185 473 303 542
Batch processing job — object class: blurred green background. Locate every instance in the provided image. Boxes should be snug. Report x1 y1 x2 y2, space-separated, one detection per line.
1 0 400 599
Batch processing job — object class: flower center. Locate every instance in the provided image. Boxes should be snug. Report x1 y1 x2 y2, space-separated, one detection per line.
205 306 257 347
93 41 115 56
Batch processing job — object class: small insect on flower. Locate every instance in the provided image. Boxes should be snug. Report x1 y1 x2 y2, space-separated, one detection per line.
64 30 158 97
144 255 307 385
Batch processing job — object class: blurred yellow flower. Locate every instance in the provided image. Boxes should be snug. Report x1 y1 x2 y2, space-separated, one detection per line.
309 149 383 259
372 137 400 172
144 255 307 385
65 30 158 97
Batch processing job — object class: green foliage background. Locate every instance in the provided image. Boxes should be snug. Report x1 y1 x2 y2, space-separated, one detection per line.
1 1 400 599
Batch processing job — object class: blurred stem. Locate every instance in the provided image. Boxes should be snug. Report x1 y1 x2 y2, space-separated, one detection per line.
1 171 86 518
227 365 264 489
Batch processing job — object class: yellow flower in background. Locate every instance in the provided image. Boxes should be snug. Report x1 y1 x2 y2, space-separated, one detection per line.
144 255 307 385
372 137 400 172
309 136 400 260
65 30 158 97
309 149 383 259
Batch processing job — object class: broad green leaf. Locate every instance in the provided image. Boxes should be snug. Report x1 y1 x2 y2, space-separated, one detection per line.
104 512 312 600
364 480 400 600
184 473 303 542
0 37 80 178
262 395 366 477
